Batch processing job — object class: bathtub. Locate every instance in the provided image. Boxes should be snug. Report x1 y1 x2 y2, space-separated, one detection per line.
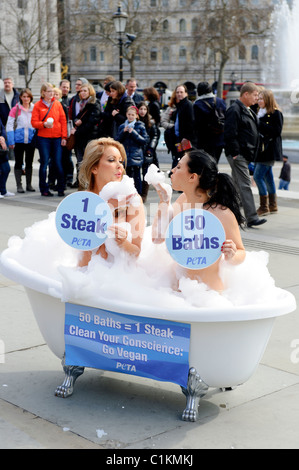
0 247 296 422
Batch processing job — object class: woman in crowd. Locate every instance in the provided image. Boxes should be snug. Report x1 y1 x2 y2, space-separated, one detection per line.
152 148 245 291
254 89 283 215
137 101 159 201
116 105 148 196
101 81 134 139
69 83 101 188
31 83 67 197
143 86 161 167
78 137 145 267
7 88 36 193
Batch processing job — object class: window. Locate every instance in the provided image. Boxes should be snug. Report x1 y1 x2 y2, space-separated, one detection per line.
251 45 259 60
18 60 27 76
100 51 105 62
50 63 56 73
179 46 187 62
179 19 186 33
90 46 96 61
163 20 169 32
150 48 158 61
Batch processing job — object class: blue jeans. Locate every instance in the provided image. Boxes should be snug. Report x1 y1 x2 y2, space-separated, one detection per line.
253 163 276 196
0 160 10 195
279 179 290 190
38 137 64 193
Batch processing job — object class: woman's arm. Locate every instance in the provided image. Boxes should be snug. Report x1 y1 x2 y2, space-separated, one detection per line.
217 208 245 265
109 195 145 257
151 184 181 244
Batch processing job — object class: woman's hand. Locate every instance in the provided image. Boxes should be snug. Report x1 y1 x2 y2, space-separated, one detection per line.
61 139 67 147
0 137 7 150
70 127 76 135
44 121 53 129
108 224 128 246
112 109 119 117
75 119 82 126
221 240 237 261
154 182 171 204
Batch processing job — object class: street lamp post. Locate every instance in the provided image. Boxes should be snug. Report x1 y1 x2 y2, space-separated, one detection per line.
113 4 128 82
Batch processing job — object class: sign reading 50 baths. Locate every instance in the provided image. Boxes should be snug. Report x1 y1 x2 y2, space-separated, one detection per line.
165 209 226 270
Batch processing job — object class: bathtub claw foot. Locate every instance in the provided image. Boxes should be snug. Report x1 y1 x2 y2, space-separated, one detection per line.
55 360 85 398
181 367 209 422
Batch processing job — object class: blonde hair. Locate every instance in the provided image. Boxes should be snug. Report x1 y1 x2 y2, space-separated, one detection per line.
79 83 96 99
40 82 53 98
259 89 281 114
79 138 127 191
53 87 62 99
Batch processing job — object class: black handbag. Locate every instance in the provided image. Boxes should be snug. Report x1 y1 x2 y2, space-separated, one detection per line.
0 148 8 162
30 131 38 148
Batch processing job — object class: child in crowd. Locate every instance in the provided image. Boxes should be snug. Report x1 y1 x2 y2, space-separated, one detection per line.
116 106 148 195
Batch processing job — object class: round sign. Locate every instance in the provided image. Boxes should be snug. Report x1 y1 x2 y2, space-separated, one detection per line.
55 191 113 251
165 209 226 270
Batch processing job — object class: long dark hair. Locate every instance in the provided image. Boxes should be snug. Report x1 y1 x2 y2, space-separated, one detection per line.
186 149 245 227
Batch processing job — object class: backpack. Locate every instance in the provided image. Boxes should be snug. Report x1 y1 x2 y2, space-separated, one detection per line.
203 98 225 134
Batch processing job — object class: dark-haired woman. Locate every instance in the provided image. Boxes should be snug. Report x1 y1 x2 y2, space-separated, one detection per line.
143 86 161 167
102 81 134 138
152 149 245 291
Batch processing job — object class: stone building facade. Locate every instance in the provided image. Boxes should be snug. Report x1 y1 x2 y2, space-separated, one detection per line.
60 0 275 96
0 0 61 96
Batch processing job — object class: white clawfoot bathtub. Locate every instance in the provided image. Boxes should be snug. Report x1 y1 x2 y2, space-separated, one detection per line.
0 248 296 422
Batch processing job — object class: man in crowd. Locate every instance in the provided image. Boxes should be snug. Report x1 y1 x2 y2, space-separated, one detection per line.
0 77 19 160
125 78 143 105
224 82 267 228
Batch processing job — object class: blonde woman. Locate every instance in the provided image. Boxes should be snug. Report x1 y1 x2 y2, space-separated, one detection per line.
254 89 283 215
78 137 145 267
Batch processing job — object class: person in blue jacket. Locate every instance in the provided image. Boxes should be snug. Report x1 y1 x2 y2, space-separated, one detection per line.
116 106 148 195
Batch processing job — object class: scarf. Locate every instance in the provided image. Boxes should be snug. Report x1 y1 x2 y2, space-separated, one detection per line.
79 99 88 112
124 119 136 128
257 108 267 118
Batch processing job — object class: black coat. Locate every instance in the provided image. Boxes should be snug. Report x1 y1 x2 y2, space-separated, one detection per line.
101 94 134 138
256 109 283 163
224 99 259 162
193 96 226 148
0 88 19 126
74 98 102 147
171 97 195 144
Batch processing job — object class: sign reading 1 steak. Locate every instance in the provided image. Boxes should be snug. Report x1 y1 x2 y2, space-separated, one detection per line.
165 208 226 269
55 191 113 250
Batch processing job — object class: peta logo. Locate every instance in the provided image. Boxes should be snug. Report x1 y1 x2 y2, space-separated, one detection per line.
290 339 299 364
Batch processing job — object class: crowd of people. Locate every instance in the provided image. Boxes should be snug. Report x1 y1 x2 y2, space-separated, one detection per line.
0 75 289 229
